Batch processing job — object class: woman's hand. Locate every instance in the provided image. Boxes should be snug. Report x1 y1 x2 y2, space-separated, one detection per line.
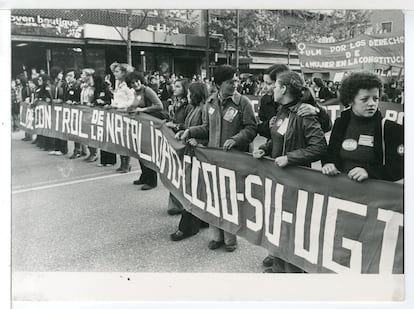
104 105 113 110
188 138 198 147
175 131 183 140
275 156 288 167
348 167 368 182
96 99 105 104
297 103 318 117
135 107 146 113
252 149 265 159
322 163 340 176
180 129 190 141
165 121 176 128
223 139 236 151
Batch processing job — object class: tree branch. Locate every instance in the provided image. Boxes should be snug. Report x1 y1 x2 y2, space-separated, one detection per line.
129 11 148 34
106 10 127 43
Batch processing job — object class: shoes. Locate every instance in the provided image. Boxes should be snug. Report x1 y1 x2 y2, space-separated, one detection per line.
48 151 57 155
84 155 92 161
208 240 224 250
87 155 98 162
200 221 209 229
54 151 63 156
263 255 275 268
97 163 104 167
141 184 155 191
119 165 132 173
263 264 285 273
224 244 237 252
21 137 31 141
80 152 88 157
167 208 182 215
170 230 191 241
263 268 275 273
133 179 145 185
69 153 81 159
115 166 123 172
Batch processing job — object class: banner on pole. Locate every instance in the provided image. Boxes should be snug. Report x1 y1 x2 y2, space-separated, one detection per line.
296 33 404 72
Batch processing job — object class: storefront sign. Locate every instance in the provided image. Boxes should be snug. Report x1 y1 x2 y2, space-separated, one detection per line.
296 33 404 72
11 14 83 38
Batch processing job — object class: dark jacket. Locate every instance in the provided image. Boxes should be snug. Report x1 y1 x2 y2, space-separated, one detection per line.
323 109 404 181
50 80 66 101
64 81 81 102
258 93 332 138
171 97 194 131
35 84 52 101
189 91 257 151
184 103 208 146
260 101 327 167
93 84 113 106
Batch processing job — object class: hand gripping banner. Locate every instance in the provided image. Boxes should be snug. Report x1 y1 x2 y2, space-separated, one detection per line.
19 101 404 274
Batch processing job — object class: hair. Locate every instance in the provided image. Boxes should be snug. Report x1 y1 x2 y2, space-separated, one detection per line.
264 64 290 82
82 68 95 76
110 62 134 74
125 71 146 87
189 82 208 106
65 69 80 79
312 77 324 88
93 75 106 92
276 71 309 101
174 78 190 98
339 72 383 107
213 65 236 86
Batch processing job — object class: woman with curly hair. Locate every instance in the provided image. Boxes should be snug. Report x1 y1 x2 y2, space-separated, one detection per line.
322 71 403 182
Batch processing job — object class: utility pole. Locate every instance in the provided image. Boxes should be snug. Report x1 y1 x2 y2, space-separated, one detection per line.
127 9 133 66
205 10 210 79
235 9 240 72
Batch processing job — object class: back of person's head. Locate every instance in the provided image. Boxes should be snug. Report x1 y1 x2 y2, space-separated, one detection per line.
277 71 307 101
125 71 146 88
213 65 236 86
264 64 290 82
189 82 208 106
50 66 63 81
339 71 382 107
312 77 324 88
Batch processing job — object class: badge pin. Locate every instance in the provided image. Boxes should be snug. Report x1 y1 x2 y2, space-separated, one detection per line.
342 139 358 151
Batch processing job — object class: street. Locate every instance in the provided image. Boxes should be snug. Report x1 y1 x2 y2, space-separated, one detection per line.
11 131 268 273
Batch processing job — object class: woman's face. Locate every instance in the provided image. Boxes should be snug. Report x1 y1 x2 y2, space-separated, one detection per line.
351 88 380 118
273 80 285 103
130 79 142 91
57 72 64 80
263 74 275 95
113 66 125 81
174 81 184 97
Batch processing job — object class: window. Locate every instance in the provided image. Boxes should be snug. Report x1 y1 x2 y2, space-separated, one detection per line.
382 22 392 33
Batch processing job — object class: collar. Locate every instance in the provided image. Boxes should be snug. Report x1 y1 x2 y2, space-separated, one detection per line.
216 91 242 106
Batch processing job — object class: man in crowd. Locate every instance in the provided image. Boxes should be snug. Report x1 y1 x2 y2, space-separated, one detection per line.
182 65 257 252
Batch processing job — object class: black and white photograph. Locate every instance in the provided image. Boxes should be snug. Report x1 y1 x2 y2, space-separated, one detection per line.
2 1 412 308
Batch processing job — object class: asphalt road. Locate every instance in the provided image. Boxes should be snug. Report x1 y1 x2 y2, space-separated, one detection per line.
11 131 268 273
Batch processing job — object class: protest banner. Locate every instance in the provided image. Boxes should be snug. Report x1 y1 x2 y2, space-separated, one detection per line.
19 101 404 274
295 32 404 72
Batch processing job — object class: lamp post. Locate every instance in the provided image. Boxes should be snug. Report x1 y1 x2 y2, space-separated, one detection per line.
235 9 240 72
205 10 210 79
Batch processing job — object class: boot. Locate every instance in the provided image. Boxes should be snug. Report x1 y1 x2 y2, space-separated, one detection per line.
116 156 124 172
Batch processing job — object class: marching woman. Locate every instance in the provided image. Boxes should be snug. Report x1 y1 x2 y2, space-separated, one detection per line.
165 78 193 214
92 75 117 167
170 81 209 241
79 68 96 162
107 62 135 173
321 71 403 182
253 71 327 272
125 71 164 190
34 74 53 151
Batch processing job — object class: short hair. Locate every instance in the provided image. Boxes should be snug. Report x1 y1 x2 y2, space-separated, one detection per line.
65 69 80 79
174 78 190 98
82 68 95 76
189 82 208 106
264 64 290 82
312 77 325 88
110 62 134 73
339 72 383 107
213 65 236 86
277 71 306 100
125 71 145 87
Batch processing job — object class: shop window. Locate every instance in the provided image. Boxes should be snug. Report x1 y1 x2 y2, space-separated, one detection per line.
382 22 392 33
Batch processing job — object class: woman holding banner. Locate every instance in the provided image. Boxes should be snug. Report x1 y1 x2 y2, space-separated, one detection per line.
93 75 117 167
107 62 135 173
126 71 165 190
253 71 328 272
321 71 403 182
170 81 210 241
165 78 193 214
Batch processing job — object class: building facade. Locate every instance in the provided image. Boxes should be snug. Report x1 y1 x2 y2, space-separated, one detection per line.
11 9 220 79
